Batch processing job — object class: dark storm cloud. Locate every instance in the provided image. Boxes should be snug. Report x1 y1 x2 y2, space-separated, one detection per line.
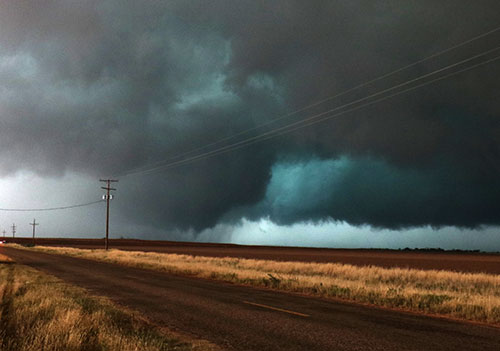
1 0 500 232
237 156 500 229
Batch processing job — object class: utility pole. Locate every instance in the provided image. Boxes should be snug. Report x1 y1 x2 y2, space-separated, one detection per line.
2 230 5 239
100 179 118 250
11 223 16 239
30 219 39 246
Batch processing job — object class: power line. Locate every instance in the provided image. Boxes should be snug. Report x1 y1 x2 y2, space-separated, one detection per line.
5 47 493 223
244 54 500 148
117 24 500 178
119 48 500 177
0 200 104 212
126 53 500 176
2 27 499 216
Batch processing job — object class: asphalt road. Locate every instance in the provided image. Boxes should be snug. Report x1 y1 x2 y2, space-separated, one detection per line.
2 247 499 351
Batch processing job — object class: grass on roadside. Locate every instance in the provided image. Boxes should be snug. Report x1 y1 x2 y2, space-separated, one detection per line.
0 255 208 351
14 244 500 325
0 254 12 263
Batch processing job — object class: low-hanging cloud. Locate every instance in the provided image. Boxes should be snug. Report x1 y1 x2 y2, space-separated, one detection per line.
0 1 499 234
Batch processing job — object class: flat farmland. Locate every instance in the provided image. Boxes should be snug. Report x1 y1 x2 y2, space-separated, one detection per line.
4 246 500 351
7 238 500 274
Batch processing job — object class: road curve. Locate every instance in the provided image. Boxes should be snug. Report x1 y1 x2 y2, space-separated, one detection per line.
2 247 499 351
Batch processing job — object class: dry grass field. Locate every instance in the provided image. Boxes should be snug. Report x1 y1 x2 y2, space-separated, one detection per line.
16 245 500 325
0 254 203 351
9 237 500 274
0 254 12 264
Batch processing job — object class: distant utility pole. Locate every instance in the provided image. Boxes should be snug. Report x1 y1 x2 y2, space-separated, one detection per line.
11 223 16 238
2 230 5 239
100 179 118 250
30 219 39 246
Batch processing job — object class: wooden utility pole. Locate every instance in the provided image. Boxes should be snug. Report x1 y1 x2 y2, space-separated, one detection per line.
30 219 39 246
2 230 5 239
100 179 118 250
11 224 16 238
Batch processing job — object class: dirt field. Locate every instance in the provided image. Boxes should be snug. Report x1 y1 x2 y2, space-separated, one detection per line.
6 238 500 274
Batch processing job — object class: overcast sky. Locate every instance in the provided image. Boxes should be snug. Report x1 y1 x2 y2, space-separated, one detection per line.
1 1 499 251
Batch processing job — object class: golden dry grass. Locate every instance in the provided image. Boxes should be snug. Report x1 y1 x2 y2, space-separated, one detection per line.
0 254 12 263
0 260 208 351
16 244 500 324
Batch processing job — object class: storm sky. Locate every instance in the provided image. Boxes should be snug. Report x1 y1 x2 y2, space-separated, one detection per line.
1 1 500 250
